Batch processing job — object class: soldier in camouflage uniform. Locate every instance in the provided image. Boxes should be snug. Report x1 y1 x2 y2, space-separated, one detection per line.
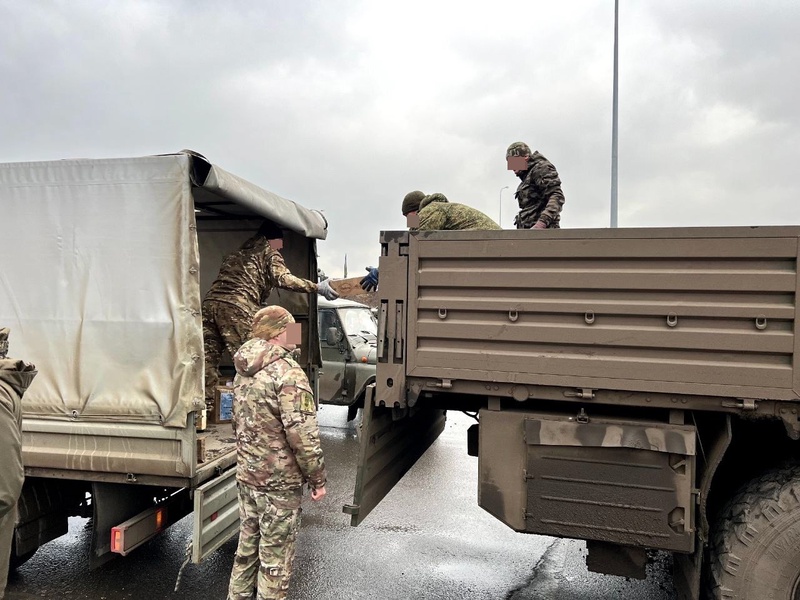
360 192 502 293
1 328 37 599
416 193 502 231
203 221 338 406
227 305 327 600
506 142 565 229
401 190 426 217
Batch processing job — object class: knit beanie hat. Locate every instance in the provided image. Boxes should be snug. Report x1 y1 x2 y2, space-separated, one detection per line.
252 306 295 341
401 190 426 216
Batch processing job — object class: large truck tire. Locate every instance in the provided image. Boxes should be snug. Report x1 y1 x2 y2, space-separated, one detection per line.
706 464 800 599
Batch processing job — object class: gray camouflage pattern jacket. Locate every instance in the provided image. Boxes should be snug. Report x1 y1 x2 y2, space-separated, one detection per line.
514 151 565 229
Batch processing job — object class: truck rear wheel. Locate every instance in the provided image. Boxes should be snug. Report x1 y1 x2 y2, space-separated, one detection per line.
706 464 800 599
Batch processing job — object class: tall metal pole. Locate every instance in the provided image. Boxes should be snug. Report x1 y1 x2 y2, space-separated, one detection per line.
499 185 509 227
610 0 619 228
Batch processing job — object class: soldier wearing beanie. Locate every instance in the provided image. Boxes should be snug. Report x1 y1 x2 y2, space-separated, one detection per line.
227 306 327 600
401 190 426 216
202 219 339 410
506 141 565 229
361 189 502 293
0 328 37 598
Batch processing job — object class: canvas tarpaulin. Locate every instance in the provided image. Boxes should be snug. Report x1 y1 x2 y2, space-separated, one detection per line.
1 155 201 428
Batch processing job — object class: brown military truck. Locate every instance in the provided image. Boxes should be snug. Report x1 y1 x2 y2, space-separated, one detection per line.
345 227 800 600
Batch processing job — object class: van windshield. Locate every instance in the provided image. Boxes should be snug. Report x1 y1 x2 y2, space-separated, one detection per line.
340 307 377 339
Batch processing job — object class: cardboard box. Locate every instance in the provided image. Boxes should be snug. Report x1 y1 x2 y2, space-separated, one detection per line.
210 386 234 424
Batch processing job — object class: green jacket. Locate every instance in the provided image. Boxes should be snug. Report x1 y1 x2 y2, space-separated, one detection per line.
0 358 37 519
417 194 502 231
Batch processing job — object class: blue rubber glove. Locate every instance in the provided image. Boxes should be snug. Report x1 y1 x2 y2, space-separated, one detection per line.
360 266 379 292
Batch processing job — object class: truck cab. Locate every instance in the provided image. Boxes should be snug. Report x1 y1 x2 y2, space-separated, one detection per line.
317 297 376 414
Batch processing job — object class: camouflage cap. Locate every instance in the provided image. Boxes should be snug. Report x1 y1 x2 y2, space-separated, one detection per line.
252 305 295 341
0 327 8 358
402 190 426 216
506 142 532 158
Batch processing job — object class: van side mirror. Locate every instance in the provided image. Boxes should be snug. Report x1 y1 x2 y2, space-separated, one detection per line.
326 327 342 346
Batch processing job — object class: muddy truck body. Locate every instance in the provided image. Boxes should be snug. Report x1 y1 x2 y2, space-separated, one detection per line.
0 152 326 569
345 226 800 600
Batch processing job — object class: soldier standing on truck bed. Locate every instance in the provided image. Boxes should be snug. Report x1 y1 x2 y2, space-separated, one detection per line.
506 141 565 229
0 328 37 599
359 191 501 293
202 220 339 408
227 305 327 600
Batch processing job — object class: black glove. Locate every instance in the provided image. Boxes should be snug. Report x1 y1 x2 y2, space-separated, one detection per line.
360 266 379 292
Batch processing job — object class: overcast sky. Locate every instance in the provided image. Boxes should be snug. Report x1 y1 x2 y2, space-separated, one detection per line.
2 1 798 277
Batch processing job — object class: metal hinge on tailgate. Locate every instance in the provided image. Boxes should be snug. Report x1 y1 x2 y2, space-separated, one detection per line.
426 379 453 389
721 398 757 411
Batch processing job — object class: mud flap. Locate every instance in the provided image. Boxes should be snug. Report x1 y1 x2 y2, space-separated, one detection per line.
343 384 447 526
192 466 240 563
91 482 158 569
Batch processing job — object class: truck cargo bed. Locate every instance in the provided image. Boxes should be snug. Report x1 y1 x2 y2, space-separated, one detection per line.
375 226 800 408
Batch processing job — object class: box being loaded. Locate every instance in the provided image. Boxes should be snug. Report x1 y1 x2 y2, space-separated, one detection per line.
210 386 234 424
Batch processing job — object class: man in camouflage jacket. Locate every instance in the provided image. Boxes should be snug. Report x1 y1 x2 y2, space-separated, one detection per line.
416 193 502 231
0 328 37 598
227 305 327 600
203 220 338 406
359 192 501 292
506 141 565 229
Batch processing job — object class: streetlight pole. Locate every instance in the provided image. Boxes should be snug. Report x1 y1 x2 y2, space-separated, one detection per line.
499 185 509 227
610 0 619 228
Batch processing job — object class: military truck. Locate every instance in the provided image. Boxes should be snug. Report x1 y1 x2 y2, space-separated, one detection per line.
317 297 377 421
0 151 326 569
345 227 800 600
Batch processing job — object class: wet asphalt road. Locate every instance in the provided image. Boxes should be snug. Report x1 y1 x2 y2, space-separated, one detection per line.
6 407 677 599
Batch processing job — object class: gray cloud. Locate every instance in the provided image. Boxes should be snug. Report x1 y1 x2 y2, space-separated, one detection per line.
1 0 797 275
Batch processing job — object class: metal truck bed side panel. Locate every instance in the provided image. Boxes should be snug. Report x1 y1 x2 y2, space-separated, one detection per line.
401 227 800 401
22 419 195 479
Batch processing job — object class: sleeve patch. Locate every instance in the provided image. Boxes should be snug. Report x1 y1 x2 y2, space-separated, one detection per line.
299 391 316 414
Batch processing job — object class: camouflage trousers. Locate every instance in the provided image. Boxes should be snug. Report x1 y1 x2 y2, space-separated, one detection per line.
202 300 255 404
0 505 16 598
227 484 302 600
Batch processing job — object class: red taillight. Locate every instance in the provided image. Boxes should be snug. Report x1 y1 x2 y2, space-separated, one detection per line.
111 528 122 553
155 508 165 530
